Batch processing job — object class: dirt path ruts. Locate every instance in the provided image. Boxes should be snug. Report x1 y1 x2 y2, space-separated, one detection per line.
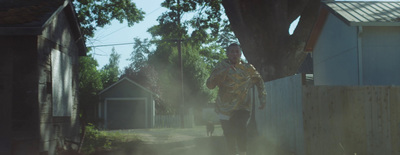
95 126 228 155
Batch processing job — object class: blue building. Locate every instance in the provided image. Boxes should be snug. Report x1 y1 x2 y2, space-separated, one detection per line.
306 1 400 86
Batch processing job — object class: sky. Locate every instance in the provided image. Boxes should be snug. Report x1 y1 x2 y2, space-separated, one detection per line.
86 0 398 70
86 0 167 70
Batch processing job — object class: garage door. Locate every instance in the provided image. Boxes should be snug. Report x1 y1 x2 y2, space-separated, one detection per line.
106 99 146 129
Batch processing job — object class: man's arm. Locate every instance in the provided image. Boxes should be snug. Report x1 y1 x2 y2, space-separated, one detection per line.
255 76 267 110
248 64 267 109
206 62 229 89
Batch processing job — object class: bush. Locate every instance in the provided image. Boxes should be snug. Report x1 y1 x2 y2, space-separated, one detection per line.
81 123 112 154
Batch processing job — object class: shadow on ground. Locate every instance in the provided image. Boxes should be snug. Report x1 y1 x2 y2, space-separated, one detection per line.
94 136 227 155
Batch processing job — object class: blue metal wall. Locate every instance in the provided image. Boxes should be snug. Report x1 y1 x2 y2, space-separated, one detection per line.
362 26 400 85
313 13 359 85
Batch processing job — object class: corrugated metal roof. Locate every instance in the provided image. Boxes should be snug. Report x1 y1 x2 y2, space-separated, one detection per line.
323 1 400 26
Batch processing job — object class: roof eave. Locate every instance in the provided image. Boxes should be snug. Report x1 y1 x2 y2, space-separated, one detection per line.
322 2 354 27
41 0 87 56
99 77 159 97
349 22 400 27
0 27 42 35
304 6 329 53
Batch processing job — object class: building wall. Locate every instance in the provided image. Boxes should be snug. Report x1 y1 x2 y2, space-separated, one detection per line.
99 80 155 129
0 36 41 155
362 26 400 85
0 45 13 155
313 13 359 85
37 9 81 154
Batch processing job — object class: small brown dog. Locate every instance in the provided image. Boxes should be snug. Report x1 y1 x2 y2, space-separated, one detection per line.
206 121 214 136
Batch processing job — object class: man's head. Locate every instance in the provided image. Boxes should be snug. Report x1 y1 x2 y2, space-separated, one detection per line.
226 43 242 65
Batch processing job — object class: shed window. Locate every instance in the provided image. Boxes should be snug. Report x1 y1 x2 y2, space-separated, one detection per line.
51 49 73 116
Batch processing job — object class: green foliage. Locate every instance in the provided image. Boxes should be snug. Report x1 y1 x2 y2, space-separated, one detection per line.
148 0 235 47
73 0 145 39
78 54 103 123
126 38 151 72
81 123 142 154
157 0 223 40
100 48 121 88
146 43 218 112
121 0 234 113
79 54 103 94
198 43 227 71
130 0 233 113
148 0 233 71
121 65 169 114
217 19 239 49
180 45 217 106
122 38 171 114
81 123 112 154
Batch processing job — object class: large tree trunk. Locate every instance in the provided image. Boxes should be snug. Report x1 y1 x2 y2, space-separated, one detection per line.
222 0 320 81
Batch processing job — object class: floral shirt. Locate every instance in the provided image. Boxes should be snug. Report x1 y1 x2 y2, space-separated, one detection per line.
206 59 267 117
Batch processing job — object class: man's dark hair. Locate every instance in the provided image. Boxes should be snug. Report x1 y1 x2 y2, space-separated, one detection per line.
227 43 241 53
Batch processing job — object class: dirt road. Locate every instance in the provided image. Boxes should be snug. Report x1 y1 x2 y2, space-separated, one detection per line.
93 125 286 155
96 125 228 155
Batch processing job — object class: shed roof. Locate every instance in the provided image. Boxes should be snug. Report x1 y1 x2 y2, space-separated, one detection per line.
99 77 158 97
305 1 400 52
323 1 400 26
0 0 86 55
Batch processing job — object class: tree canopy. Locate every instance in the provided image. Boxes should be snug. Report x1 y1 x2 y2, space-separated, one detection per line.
100 48 120 88
78 53 103 123
73 0 145 39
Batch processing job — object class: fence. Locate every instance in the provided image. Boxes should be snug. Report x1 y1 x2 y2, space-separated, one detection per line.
254 74 400 155
154 114 194 128
254 74 304 154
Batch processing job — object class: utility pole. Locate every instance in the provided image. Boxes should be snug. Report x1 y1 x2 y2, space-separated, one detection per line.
177 0 185 128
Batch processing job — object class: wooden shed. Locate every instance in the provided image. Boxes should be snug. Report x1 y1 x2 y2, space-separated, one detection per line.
0 0 86 154
98 77 156 130
305 1 400 85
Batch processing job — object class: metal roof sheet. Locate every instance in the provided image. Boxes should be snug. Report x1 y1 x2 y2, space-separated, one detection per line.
323 1 400 26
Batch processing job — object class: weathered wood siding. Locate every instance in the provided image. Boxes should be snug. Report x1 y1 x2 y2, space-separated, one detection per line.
255 74 400 155
303 86 400 155
37 9 81 154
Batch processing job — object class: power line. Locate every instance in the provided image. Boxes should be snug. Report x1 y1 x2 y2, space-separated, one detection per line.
94 7 164 41
88 39 186 48
100 25 128 39
88 42 135 48
147 6 163 15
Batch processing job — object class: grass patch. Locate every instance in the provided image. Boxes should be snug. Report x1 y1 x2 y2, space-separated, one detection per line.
81 123 143 154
